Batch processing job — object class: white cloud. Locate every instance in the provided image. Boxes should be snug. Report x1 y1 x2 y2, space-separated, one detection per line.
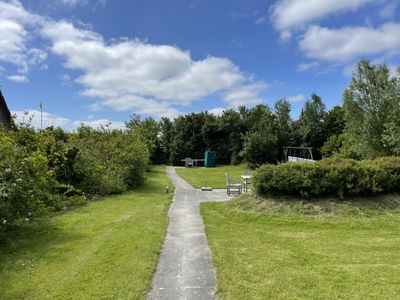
12 110 71 129
208 107 225 116
7 74 28 82
286 94 305 103
42 20 266 117
60 73 72 86
0 0 46 73
58 0 87 7
73 119 125 130
255 16 267 25
297 61 319 72
101 95 180 119
299 23 400 62
86 101 104 111
12 109 126 130
271 0 373 33
379 1 397 19
222 82 267 107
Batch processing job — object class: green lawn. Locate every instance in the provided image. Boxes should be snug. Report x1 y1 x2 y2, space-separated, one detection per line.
201 194 400 299
175 165 249 188
0 165 172 300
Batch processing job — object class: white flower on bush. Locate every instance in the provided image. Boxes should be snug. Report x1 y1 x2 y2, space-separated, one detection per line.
24 218 30 223
5 168 11 173
16 178 23 183
11 183 16 187
2 219 6 225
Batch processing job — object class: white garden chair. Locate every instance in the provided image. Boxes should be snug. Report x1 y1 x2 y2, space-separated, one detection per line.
225 173 242 196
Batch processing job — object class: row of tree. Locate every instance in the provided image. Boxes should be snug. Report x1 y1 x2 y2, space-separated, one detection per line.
130 60 399 167
130 91 344 167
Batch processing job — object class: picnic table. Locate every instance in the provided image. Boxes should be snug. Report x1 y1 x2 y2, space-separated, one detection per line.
181 158 205 168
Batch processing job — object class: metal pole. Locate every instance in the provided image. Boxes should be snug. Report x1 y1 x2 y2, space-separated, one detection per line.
40 101 43 131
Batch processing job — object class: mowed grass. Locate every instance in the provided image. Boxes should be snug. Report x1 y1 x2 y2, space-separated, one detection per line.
201 194 400 299
0 165 172 300
175 165 249 189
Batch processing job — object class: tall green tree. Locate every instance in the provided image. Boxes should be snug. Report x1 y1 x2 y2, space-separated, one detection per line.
323 106 345 139
217 108 248 164
126 114 160 162
240 105 278 166
169 113 208 165
274 99 293 160
159 117 173 163
320 106 346 158
343 60 399 158
297 93 327 158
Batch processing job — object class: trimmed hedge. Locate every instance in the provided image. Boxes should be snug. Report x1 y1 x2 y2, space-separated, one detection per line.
253 157 400 198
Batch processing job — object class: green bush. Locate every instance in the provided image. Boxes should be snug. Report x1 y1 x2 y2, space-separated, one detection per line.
0 123 150 232
253 157 400 198
71 125 149 195
0 132 53 227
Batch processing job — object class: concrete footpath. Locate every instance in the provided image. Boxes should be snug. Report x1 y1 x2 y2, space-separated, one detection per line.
148 167 230 300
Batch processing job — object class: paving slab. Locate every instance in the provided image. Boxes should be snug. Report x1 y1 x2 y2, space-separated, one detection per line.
148 167 232 300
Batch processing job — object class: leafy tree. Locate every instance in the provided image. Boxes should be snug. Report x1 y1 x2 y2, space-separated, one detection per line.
72 125 149 194
169 113 208 165
126 114 160 162
240 105 278 166
274 99 293 160
218 108 247 164
343 60 399 158
158 117 174 164
297 93 327 158
321 133 346 158
323 106 345 139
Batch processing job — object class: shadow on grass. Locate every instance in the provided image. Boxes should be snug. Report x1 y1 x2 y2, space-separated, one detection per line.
0 217 85 297
0 218 83 261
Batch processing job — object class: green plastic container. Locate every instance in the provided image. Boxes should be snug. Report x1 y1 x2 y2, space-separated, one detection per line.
204 150 216 167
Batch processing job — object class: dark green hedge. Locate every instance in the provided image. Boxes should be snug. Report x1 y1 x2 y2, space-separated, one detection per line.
253 157 400 198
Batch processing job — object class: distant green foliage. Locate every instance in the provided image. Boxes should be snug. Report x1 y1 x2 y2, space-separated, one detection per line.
253 157 400 198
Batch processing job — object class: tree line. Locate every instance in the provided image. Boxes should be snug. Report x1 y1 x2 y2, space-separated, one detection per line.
132 60 400 167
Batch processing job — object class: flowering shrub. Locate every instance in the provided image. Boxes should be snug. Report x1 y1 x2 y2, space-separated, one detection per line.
0 123 150 231
0 132 52 228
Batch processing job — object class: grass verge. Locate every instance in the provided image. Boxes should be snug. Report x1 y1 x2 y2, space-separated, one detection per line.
201 194 400 299
0 165 172 300
176 165 249 189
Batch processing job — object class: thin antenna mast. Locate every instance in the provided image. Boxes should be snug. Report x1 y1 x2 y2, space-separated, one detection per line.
40 101 43 131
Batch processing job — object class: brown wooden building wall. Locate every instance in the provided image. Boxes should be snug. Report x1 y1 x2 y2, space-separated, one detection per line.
0 90 13 131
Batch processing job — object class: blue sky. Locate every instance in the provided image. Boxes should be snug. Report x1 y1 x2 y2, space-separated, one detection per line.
0 0 399 129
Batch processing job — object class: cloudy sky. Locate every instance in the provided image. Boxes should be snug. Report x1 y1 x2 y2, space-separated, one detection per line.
1 0 399 129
